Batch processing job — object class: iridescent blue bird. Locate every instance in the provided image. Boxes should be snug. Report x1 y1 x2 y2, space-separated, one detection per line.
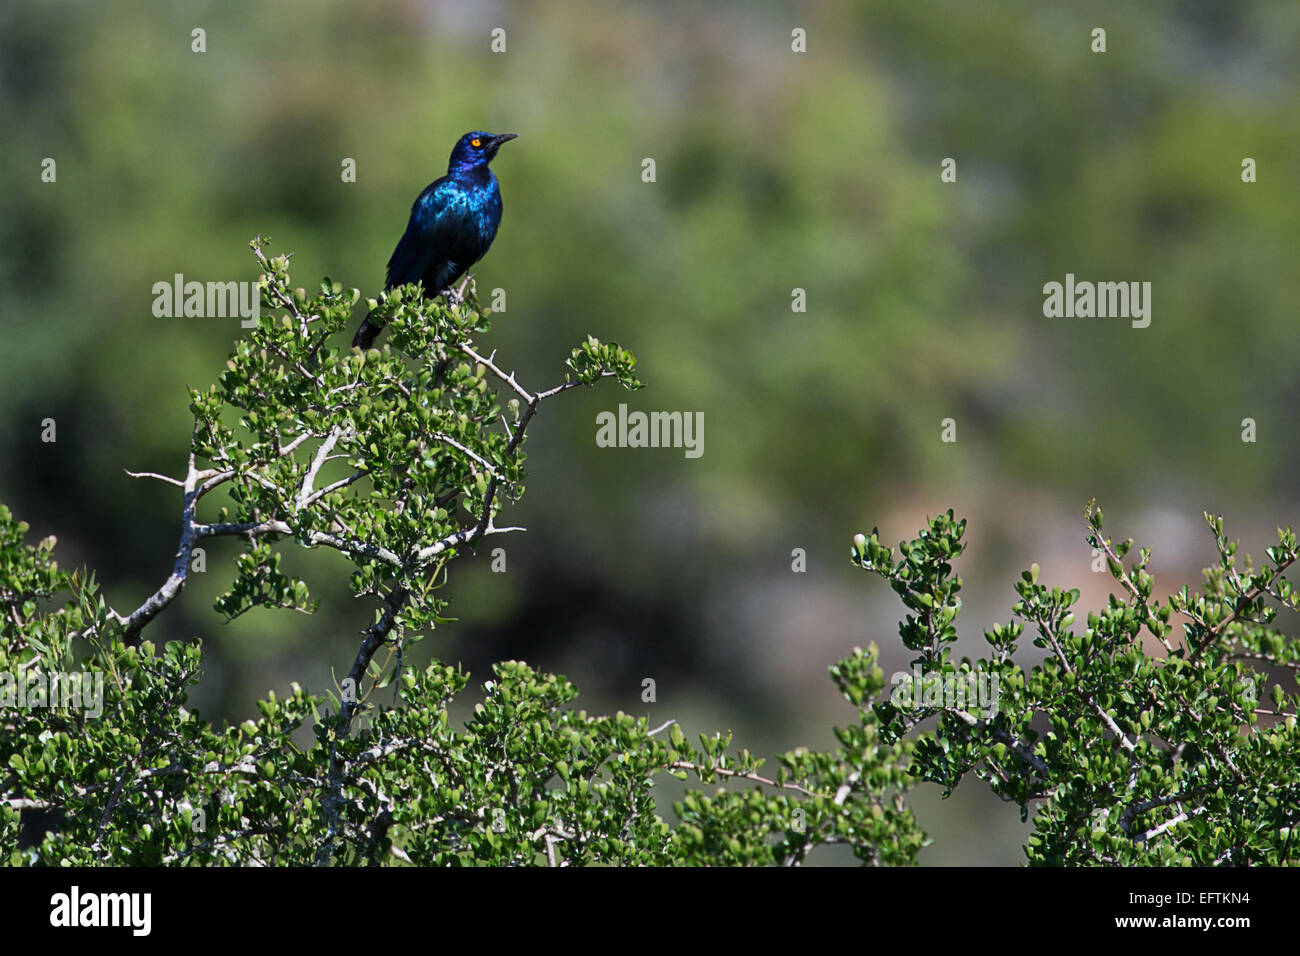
352 130 518 349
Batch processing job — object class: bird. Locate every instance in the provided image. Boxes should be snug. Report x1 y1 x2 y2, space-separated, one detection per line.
352 130 518 349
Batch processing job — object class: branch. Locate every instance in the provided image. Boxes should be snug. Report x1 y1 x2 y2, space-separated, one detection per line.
299 470 365 508
413 522 525 563
1186 547 1298 660
116 442 204 644
1119 786 1209 836
123 469 184 488
947 707 1052 775
1088 529 1175 656
433 432 500 478
460 344 533 404
1031 608 1137 753
196 519 405 568
297 427 343 509
1135 805 1207 844
116 430 374 641
670 760 828 800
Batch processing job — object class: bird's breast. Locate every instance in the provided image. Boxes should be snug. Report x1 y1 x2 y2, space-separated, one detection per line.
460 180 502 238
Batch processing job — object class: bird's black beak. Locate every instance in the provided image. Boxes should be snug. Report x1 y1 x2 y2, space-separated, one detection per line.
491 133 519 149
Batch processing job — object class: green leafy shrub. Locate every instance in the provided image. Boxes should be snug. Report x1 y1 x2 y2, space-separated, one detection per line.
1 244 921 866
4 243 1294 865
853 505 1299 864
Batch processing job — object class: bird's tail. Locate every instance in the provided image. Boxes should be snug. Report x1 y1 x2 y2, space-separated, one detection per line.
352 311 381 350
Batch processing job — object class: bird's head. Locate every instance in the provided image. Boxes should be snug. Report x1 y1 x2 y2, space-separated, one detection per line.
448 131 518 172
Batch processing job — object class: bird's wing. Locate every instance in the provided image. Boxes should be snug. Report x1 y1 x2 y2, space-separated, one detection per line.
384 226 437 291
385 179 474 291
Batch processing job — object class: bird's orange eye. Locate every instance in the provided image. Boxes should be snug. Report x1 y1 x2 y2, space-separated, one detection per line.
471 138 482 148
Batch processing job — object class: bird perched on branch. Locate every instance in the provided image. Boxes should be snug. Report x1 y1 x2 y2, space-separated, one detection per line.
352 130 517 349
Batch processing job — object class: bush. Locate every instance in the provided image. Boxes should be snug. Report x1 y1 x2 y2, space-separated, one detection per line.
1 243 921 866
853 505 1300 864
3 244 1294 865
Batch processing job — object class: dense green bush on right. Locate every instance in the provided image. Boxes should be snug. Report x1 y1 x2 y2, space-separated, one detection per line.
855 504 1299 864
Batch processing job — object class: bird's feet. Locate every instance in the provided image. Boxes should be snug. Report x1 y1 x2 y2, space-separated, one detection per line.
442 275 474 307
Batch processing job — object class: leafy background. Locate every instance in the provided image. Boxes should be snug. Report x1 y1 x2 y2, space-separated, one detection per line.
1 0 1297 863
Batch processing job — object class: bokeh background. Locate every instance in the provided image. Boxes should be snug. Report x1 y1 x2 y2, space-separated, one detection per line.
2 0 1298 864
